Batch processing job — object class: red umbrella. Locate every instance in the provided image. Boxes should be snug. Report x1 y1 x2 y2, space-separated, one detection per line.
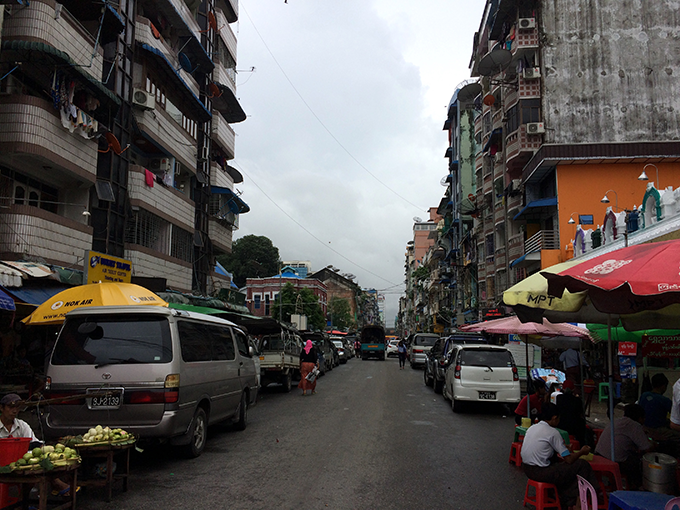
545 239 680 314
459 315 592 339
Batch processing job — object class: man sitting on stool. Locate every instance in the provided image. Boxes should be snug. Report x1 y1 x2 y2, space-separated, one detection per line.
522 403 599 510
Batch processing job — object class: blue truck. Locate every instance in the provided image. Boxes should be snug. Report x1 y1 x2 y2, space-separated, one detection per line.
360 325 386 360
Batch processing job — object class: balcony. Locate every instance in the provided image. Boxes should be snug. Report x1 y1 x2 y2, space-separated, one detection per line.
0 204 92 266
128 165 195 230
211 162 234 189
216 0 239 22
2 1 103 81
475 152 485 172
214 61 236 95
525 230 559 253
505 123 543 177
126 247 192 292
211 111 236 158
134 107 198 171
0 95 98 183
518 75 541 99
504 87 518 110
494 203 505 224
495 250 507 270
511 26 539 57
209 216 234 254
507 192 523 215
508 233 525 260
216 10 238 65
492 108 503 130
483 173 493 196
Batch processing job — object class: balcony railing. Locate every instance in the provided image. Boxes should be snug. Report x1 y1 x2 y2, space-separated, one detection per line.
525 230 559 254
508 233 525 260
511 26 539 56
495 250 507 270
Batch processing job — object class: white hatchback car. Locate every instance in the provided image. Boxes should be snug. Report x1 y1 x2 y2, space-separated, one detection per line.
386 340 399 357
443 345 520 412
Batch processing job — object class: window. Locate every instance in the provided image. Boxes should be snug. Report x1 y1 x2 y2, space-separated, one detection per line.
265 295 270 315
125 209 170 253
521 99 541 124
234 330 249 357
145 77 166 109
52 314 172 365
253 295 261 309
460 349 513 367
506 104 519 134
178 321 236 362
170 226 193 263
210 325 236 361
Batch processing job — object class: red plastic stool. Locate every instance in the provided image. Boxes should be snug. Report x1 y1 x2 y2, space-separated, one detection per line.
568 436 581 452
509 441 522 466
592 428 604 447
523 479 562 510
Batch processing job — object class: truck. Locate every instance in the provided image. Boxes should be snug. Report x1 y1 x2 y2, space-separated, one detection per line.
228 316 302 392
360 324 386 360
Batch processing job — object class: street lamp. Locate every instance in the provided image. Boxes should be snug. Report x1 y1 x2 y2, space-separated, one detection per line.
638 163 660 188
600 190 620 211
567 212 580 225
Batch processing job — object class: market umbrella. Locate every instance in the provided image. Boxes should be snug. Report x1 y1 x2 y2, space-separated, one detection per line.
460 316 592 419
22 283 167 325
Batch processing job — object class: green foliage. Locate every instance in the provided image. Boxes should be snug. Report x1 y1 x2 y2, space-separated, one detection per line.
271 283 325 330
216 235 281 288
328 296 353 330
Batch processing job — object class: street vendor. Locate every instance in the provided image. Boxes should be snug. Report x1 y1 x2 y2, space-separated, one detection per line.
514 379 547 425
521 403 599 510
559 348 587 384
0 394 72 495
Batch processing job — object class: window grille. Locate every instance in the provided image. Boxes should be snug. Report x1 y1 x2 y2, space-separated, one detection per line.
125 209 170 253
170 226 193 263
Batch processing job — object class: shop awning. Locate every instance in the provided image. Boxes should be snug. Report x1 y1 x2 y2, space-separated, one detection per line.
3 285 71 306
210 186 250 214
137 43 211 123
444 147 453 158
54 1 125 45
0 289 15 311
213 83 246 123
1 41 121 111
513 197 558 221
0 265 23 288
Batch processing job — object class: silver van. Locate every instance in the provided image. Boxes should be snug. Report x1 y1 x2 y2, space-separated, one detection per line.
43 306 258 457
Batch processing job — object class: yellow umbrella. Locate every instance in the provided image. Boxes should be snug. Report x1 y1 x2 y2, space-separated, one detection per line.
23 283 167 325
502 259 587 312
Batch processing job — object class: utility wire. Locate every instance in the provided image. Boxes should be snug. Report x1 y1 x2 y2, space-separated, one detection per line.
232 161 400 287
239 1 428 213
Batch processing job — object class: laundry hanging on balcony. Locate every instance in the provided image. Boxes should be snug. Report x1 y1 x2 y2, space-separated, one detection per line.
52 71 100 139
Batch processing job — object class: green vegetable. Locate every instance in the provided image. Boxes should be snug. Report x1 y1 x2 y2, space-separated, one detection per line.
16 459 27 466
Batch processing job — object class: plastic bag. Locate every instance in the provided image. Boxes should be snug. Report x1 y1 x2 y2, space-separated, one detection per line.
306 367 319 383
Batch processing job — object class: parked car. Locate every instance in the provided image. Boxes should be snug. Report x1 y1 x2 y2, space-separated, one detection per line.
424 337 447 393
442 344 520 413
330 337 350 363
328 338 340 367
386 339 400 357
44 306 258 458
408 333 438 369
432 333 488 393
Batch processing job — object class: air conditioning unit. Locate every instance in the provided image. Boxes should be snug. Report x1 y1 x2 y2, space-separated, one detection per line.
198 146 209 161
512 179 522 190
518 17 536 29
526 122 545 134
132 88 155 110
522 67 541 79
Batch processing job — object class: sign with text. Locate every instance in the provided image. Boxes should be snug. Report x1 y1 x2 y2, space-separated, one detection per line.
84 250 132 284
641 334 680 358
617 342 638 356
482 306 506 319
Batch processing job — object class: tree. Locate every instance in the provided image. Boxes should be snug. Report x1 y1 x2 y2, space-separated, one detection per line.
328 297 353 330
217 235 281 288
271 283 325 331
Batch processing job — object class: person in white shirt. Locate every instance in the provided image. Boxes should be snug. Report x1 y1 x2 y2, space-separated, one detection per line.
0 394 72 496
670 378 680 431
0 393 40 441
521 403 599 509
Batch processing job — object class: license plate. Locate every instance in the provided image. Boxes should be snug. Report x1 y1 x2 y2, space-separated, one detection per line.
479 391 496 400
87 389 123 410
368 345 377 348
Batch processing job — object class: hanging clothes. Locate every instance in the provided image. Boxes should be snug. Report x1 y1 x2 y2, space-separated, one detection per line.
144 169 155 187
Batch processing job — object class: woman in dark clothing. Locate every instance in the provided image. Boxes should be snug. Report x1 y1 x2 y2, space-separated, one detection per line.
298 340 319 396
397 340 407 369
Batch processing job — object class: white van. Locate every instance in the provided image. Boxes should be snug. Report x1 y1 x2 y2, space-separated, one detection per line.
43 306 258 457
443 345 520 412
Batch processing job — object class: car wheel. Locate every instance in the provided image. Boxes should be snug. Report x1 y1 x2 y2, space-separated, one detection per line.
182 407 207 458
434 378 444 394
452 396 463 413
424 369 433 387
281 371 292 393
234 392 248 431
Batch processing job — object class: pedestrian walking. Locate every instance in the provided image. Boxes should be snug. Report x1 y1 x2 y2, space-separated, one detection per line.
298 340 319 396
397 340 407 369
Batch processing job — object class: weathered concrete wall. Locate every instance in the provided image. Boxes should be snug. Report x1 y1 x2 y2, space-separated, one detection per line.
541 0 680 143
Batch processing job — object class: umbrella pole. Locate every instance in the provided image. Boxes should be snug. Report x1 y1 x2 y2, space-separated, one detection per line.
579 339 585 413
526 335 531 420
607 314 616 463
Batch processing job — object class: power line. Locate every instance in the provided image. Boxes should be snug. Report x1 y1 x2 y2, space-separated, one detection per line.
232 161 400 287
239 1 428 213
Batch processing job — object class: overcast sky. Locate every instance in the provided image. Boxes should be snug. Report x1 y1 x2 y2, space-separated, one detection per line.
231 0 485 327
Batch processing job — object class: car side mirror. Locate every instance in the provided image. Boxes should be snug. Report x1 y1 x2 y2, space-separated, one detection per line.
248 345 255 357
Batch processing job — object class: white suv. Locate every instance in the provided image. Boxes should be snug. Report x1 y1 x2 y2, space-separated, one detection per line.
408 333 438 368
443 345 520 412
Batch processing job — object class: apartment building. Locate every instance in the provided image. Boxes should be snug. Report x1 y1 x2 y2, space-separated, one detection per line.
0 0 247 296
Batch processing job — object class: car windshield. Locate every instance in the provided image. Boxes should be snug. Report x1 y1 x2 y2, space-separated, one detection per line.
52 314 172 366
332 341 343 348
414 335 438 346
259 335 285 351
460 349 513 367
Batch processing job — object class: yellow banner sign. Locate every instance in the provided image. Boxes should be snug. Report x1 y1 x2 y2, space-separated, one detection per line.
84 250 132 284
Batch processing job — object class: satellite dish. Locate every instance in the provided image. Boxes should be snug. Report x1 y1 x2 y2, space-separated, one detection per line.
208 11 218 30
478 49 512 77
98 132 129 155
150 23 161 39
178 53 194 73
440 176 450 186
208 82 222 98
457 81 482 103
413 216 423 223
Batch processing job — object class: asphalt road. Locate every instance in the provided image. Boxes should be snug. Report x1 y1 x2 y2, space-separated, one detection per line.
74 357 530 509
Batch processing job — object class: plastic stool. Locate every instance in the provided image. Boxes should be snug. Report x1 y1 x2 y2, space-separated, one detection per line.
592 428 604 447
598 382 622 401
523 479 562 510
568 436 581 452
509 441 522 466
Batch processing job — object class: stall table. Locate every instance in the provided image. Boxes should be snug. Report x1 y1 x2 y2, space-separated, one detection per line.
0 463 78 510
607 490 674 510
75 442 133 502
